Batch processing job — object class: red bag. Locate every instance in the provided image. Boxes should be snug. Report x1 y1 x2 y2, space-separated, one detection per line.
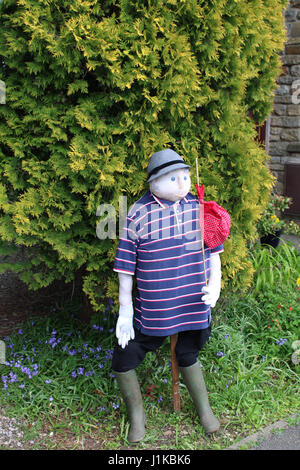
196 184 231 249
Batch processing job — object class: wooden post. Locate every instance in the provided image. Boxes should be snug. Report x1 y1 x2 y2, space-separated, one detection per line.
170 334 180 412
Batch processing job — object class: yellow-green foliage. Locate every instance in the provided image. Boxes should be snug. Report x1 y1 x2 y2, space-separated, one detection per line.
0 0 287 309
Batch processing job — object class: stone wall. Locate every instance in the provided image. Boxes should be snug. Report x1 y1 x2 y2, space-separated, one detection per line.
268 0 300 199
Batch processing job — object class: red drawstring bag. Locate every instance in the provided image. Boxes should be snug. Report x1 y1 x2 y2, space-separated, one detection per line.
196 184 231 249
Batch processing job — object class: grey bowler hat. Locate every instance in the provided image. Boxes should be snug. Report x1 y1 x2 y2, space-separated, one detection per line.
147 149 190 182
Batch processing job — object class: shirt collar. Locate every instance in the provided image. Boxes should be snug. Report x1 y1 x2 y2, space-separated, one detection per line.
150 191 190 209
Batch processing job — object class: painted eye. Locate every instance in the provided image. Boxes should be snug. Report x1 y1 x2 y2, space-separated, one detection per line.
171 176 176 181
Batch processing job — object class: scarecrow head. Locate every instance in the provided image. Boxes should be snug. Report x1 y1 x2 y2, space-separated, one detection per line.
147 149 191 202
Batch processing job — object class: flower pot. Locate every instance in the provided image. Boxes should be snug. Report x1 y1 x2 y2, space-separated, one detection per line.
260 230 282 248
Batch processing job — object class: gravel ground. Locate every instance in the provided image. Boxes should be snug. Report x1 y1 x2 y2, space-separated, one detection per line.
0 413 25 449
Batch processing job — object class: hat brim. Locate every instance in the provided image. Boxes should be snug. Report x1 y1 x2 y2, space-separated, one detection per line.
147 163 191 182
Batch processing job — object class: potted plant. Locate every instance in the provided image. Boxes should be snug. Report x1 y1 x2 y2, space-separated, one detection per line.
257 193 299 247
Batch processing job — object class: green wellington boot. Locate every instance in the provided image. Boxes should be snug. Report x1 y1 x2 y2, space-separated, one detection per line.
114 369 146 443
179 361 220 434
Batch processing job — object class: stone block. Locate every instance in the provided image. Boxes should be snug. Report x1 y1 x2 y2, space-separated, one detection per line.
285 43 300 54
269 156 282 164
280 129 300 141
281 54 300 65
270 126 282 135
277 75 294 84
269 163 284 171
287 104 300 114
270 127 282 135
287 36 300 46
285 8 298 22
290 22 300 37
271 116 300 127
287 141 300 152
281 155 300 164
291 64 300 75
269 134 280 141
273 104 287 115
273 95 293 104
274 84 291 97
268 142 289 155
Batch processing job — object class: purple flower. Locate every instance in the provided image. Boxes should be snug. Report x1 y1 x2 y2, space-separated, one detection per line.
9 372 18 383
216 351 225 358
276 338 287 346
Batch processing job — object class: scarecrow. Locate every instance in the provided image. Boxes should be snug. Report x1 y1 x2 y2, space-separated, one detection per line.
112 149 230 442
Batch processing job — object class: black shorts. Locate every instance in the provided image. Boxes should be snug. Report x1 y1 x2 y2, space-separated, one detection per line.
112 326 211 372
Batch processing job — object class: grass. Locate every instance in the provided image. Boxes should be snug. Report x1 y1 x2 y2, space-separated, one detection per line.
0 242 299 450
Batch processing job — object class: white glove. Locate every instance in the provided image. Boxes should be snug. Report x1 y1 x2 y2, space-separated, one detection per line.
116 303 135 349
201 254 221 308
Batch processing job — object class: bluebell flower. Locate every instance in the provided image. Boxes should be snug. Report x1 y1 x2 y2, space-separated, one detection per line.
9 372 18 383
276 338 287 346
216 351 225 358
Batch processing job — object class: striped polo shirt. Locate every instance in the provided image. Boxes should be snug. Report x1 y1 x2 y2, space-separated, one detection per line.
113 190 223 337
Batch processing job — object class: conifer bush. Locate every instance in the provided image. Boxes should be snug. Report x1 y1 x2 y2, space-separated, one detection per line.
0 0 287 311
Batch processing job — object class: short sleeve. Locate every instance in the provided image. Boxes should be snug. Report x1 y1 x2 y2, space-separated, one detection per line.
113 215 138 275
210 243 224 255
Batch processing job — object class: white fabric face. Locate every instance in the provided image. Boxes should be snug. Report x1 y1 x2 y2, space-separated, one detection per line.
149 168 191 202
